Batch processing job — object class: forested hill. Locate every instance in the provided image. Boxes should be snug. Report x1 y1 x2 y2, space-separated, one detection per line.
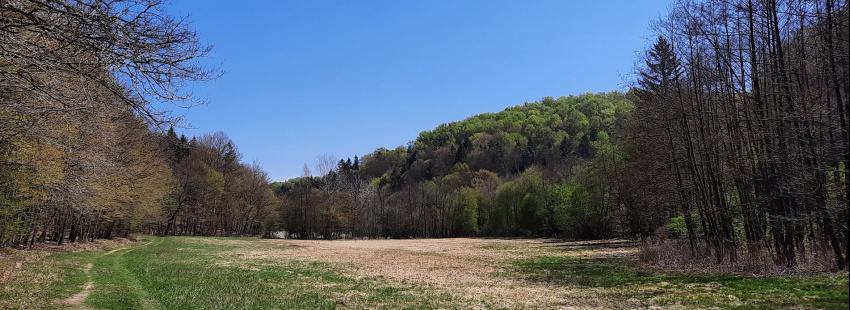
410 92 632 178
276 92 635 239
356 92 632 186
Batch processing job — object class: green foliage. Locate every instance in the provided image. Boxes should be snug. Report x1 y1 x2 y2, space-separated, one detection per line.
204 165 225 197
543 160 622 240
483 168 550 236
546 183 572 235
451 187 480 236
488 181 521 235
516 169 546 235
562 177 602 238
271 180 298 196
407 92 632 174
666 216 688 238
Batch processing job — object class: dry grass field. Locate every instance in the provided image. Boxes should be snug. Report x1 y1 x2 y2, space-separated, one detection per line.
0 236 846 309
222 238 633 309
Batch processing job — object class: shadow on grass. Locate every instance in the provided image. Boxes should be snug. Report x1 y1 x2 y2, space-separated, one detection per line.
514 256 849 309
536 239 636 250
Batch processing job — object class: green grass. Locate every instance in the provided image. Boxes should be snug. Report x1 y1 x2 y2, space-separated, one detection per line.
88 246 153 309
86 237 449 309
1 237 450 309
514 255 849 309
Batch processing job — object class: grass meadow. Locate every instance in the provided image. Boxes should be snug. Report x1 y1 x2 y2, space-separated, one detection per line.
0 236 847 309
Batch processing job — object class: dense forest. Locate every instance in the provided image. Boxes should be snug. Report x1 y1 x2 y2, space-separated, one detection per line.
0 0 276 247
1 0 847 271
627 0 848 269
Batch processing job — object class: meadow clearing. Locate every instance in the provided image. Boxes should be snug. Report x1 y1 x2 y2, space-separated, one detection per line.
0 236 847 309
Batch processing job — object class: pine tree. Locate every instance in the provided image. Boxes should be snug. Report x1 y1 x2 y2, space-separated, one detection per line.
633 35 699 256
637 37 681 100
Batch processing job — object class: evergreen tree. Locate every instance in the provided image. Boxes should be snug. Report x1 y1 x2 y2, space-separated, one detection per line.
637 36 680 100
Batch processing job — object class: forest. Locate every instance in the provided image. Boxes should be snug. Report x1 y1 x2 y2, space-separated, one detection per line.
0 0 277 247
1 0 848 273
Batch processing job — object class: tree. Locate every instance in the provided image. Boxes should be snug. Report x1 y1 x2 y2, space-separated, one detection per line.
1 0 221 247
0 0 219 130
624 0 848 269
451 187 480 236
632 35 699 255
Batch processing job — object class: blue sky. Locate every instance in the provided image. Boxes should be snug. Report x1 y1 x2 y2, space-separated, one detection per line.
165 0 672 181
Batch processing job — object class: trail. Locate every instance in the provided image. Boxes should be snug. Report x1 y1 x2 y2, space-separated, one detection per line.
103 240 161 310
60 263 94 308
63 247 128 306
105 247 125 255
57 241 157 309
109 245 162 310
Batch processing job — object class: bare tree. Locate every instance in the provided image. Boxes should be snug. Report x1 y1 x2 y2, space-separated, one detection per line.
629 0 848 269
1 0 219 135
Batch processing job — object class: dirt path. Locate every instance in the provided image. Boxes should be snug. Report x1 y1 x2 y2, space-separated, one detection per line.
227 238 634 309
56 246 128 309
106 242 161 310
105 247 125 255
60 263 94 308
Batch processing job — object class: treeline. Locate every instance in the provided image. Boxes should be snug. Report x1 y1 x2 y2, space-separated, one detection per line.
0 0 276 248
623 0 848 269
0 102 173 246
154 130 278 238
275 92 634 239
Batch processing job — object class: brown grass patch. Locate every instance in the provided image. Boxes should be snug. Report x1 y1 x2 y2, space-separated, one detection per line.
223 238 638 309
0 238 133 284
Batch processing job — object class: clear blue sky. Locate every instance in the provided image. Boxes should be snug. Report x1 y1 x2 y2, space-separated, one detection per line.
165 0 672 182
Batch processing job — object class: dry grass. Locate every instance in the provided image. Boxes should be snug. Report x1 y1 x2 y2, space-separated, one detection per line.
0 238 132 284
213 238 634 309
639 238 840 275
0 239 132 310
